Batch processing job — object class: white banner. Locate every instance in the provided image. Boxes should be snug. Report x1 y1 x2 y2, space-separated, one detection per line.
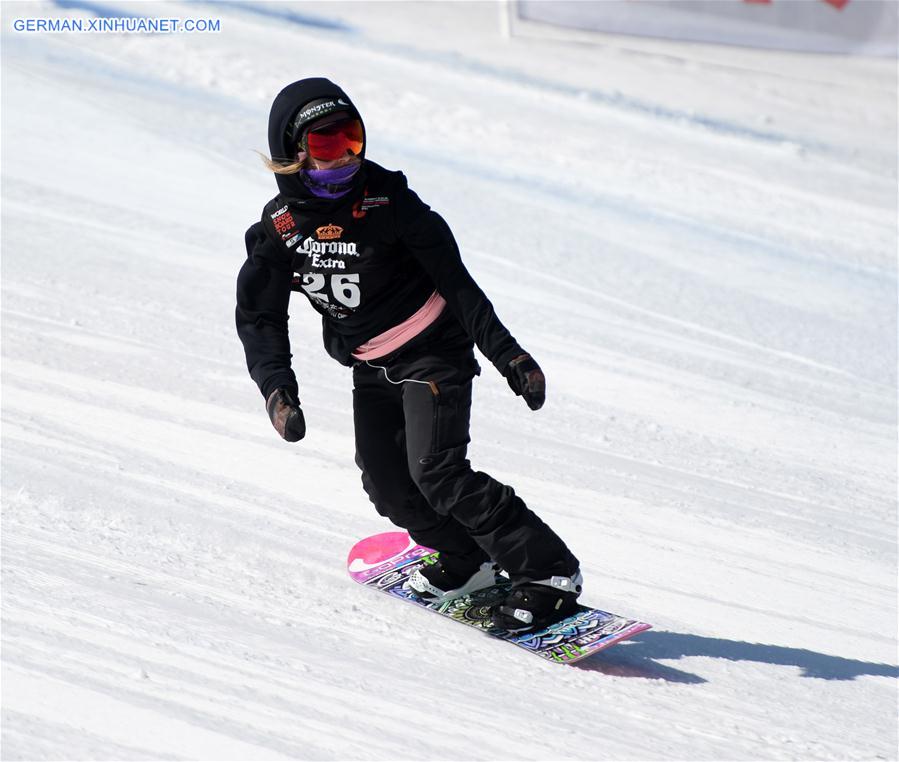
516 0 898 56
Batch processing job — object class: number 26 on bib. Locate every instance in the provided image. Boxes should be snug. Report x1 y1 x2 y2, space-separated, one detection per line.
300 273 361 309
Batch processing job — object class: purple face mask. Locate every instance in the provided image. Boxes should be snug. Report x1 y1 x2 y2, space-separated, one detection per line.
300 162 361 199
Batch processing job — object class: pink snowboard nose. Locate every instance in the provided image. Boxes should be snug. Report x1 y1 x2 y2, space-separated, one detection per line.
346 531 425 581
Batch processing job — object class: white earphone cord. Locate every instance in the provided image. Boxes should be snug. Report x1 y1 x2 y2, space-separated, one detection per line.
365 360 433 389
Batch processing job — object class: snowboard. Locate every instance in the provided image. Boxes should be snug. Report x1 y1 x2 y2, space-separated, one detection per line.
347 531 651 665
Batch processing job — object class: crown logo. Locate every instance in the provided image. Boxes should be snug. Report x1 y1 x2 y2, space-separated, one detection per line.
316 224 343 241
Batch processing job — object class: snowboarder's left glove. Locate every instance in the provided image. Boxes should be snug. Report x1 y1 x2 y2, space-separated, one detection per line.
266 387 306 442
504 353 546 411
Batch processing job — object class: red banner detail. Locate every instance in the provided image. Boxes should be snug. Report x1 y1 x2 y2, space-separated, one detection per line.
744 0 849 5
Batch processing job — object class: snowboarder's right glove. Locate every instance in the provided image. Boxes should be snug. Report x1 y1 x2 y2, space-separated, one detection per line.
266 387 306 442
504 353 546 411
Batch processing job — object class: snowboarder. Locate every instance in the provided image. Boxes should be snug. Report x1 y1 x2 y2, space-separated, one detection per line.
236 78 582 631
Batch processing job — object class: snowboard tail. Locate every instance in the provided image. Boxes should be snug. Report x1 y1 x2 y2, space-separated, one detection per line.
347 532 651 665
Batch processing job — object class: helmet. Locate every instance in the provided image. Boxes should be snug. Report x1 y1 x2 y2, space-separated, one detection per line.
287 96 355 149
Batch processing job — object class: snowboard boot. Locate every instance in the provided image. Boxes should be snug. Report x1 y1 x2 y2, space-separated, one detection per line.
405 553 500 604
491 571 583 633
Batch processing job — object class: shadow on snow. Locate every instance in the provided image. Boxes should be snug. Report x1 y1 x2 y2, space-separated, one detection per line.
576 631 899 683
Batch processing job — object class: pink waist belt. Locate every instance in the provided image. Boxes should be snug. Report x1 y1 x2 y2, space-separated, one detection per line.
352 291 447 361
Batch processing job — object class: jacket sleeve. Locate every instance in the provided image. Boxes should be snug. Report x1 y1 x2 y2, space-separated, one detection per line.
393 175 524 374
235 221 299 400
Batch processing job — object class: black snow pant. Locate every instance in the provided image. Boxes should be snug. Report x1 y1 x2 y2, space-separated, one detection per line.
352 319 579 584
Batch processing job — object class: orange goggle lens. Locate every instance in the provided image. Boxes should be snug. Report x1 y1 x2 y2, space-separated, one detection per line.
305 118 364 161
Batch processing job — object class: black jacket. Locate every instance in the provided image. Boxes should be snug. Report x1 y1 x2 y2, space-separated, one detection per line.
236 79 523 400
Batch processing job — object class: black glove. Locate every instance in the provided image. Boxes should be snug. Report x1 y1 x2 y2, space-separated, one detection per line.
504 353 546 411
266 388 306 442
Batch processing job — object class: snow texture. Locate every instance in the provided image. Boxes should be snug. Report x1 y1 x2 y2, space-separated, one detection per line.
2 1 897 760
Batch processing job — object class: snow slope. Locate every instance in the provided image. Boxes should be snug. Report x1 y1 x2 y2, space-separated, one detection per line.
2 1 896 759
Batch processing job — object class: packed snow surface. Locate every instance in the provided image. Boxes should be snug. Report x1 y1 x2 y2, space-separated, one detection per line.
2 1 897 759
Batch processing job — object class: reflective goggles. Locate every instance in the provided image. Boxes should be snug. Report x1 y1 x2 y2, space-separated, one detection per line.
303 117 364 161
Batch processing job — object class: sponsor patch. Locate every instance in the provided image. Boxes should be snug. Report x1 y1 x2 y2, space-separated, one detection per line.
299 238 358 257
309 253 346 270
316 223 343 241
352 194 389 219
272 206 296 236
361 195 390 209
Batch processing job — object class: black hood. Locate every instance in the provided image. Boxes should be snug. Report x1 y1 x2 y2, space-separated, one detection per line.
267 77 366 200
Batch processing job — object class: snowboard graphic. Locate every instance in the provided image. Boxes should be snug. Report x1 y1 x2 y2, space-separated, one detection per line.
347 532 651 665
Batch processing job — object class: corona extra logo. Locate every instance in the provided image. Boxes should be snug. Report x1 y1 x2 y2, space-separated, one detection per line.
316 223 343 241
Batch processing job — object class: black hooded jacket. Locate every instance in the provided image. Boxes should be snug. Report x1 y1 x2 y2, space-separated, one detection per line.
236 78 524 400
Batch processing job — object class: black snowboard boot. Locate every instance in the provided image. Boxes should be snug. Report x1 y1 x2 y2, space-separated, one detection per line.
405 553 500 604
491 572 583 632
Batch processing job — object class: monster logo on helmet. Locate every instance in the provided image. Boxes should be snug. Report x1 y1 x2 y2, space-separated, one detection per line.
287 97 355 147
